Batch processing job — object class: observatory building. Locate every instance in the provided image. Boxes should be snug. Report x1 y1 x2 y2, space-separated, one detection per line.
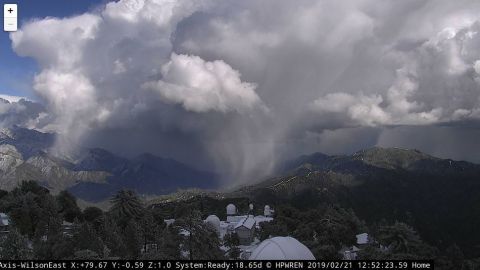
226 203 237 215
264 205 274 217
226 203 247 223
205 215 221 236
234 216 256 245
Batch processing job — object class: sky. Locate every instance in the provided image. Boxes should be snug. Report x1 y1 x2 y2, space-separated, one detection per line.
2 0 480 184
0 0 103 98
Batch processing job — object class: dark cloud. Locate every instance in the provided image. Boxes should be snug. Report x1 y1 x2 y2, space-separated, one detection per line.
0 97 50 130
377 125 480 163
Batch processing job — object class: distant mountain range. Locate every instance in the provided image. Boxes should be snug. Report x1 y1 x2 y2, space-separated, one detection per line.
70 148 218 201
0 126 219 201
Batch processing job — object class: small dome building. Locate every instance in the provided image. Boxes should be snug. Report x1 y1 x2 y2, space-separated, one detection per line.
226 204 237 216
249 236 315 260
264 205 271 216
205 215 221 235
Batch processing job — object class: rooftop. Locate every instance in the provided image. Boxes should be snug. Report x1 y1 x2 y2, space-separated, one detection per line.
234 216 256 230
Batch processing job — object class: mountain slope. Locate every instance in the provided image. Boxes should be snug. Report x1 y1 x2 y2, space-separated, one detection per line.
0 126 109 193
0 127 219 201
234 147 480 256
0 125 55 159
69 150 219 201
0 144 109 192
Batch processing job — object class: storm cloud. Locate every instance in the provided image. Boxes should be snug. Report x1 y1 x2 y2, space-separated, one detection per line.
9 0 480 184
0 96 50 130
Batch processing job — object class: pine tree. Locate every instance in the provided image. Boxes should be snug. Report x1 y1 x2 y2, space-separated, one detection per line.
174 210 224 260
109 190 144 227
376 222 435 259
102 215 127 258
122 220 142 259
83 207 104 223
73 222 105 257
155 226 182 259
56 191 82 222
9 192 43 237
0 228 32 259
224 232 240 259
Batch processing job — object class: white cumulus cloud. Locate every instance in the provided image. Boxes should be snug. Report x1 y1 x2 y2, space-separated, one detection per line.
144 53 265 113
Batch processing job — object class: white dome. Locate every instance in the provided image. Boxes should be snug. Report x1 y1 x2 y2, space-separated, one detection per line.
249 203 254 210
249 237 315 260
226 204 237 215
264 205 271 216
205 215 220 233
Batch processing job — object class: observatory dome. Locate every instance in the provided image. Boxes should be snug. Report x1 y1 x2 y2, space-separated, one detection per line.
249 236 315 260
264 205 271 216
205 215 220 233
226 204 237 215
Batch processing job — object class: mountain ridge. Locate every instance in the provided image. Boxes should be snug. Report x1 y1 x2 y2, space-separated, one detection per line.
223 147 480 256
280 146 479 176
0 126 220 201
